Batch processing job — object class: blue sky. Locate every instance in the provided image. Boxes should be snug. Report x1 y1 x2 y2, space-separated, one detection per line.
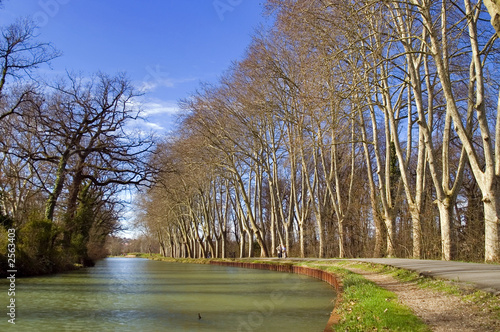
0 0 270 133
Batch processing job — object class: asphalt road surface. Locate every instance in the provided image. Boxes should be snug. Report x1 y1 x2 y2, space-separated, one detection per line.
351 258 500 294
265 257 500 294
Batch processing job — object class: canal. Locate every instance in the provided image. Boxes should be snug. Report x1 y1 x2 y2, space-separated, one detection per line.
1 257 335 331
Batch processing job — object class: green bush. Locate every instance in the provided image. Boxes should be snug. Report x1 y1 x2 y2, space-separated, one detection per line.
0 226 8 255
0 227 8 276
15 216 74 275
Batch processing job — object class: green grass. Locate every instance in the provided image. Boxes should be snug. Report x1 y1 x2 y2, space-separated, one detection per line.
334 270 430 331
337 261 500 324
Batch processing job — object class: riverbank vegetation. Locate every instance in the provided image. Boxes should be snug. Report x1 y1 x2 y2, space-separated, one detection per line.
137 0 500 263
0 18 155 276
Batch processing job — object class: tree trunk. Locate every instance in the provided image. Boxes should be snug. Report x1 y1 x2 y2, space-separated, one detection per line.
247 230 254 257
373 216 385 258
410 208 422 259
338 219 345 258
317 214 324 258
437 199 453 261
45 153 70 221
239 229 245 259
221 232 226 259
299 221 305 258
483 190 500 262
358 106 384 258
384 213 395 257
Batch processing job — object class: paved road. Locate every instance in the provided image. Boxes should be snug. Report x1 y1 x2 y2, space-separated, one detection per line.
263 257 500 294
350 258 500 295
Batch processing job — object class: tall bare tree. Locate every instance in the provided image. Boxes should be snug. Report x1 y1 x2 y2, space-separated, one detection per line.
0 19 59 121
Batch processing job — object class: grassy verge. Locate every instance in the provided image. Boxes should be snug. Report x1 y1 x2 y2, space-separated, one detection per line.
335 271 429 331
350 261 500 322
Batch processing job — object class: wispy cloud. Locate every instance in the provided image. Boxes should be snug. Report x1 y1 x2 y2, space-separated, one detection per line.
125 97 183 135
140 120 165 131
140 98 181 117
138 65 198 93
139 78 174 93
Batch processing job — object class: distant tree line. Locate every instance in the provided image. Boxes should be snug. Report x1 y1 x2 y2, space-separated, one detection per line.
106 236 159 256
0 19 155 276
138 0 500 262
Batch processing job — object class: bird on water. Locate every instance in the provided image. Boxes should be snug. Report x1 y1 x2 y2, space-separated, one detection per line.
198 313 202 320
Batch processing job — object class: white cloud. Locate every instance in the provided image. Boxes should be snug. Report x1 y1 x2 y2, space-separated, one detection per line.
140 99 180 117
139 77 175 93
124 119 163 137
125 97 183 134
142 121 165 131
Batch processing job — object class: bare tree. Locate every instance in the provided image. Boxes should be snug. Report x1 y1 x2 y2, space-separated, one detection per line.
12 72 154 224
0 19 59 121
411 0 500 261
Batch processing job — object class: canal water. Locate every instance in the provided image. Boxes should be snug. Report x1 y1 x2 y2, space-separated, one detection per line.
1 258 335 331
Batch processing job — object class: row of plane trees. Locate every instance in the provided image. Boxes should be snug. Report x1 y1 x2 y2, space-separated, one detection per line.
137 0 500 262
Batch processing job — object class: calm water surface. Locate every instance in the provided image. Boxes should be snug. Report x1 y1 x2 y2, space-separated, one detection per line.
1 258 335 331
